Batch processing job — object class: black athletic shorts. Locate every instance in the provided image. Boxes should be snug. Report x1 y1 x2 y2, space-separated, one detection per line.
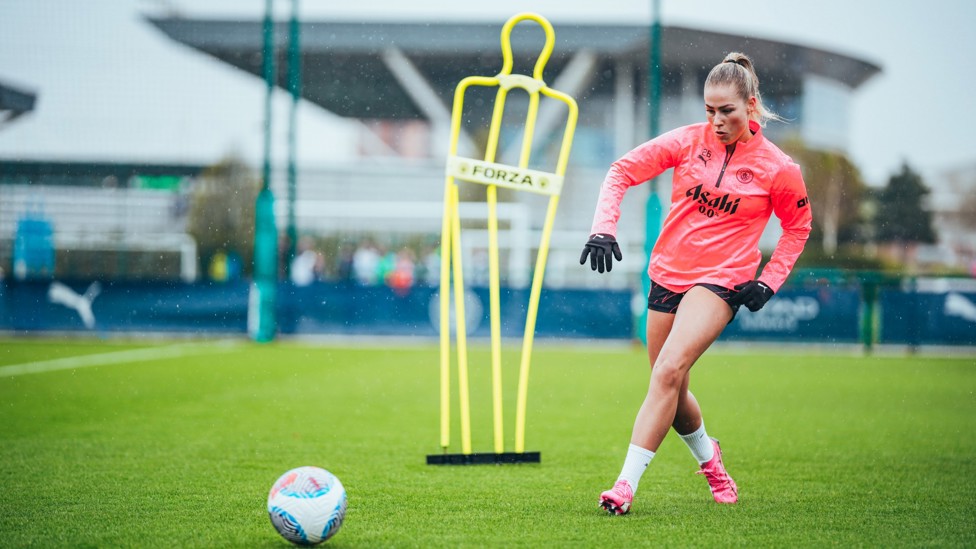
647 280 740 320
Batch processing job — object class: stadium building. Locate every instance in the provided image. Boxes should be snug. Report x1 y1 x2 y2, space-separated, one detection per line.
0 4 881 288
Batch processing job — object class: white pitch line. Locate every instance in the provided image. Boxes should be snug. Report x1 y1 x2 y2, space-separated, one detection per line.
0 340 243 378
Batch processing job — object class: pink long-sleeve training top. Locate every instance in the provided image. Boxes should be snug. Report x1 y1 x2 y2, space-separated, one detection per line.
590 121 812 293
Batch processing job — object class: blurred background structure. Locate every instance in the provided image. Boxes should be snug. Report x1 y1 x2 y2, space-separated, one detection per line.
0 0 974 348
147 15 884 289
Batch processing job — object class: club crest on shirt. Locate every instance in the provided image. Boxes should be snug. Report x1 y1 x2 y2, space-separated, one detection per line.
736 168 754 184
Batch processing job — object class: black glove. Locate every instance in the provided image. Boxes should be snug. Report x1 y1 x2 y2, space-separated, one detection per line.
729 280 774 312
579 234 622 273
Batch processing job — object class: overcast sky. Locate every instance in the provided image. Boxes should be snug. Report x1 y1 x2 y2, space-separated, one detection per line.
152 0 974 187
2 1 971 187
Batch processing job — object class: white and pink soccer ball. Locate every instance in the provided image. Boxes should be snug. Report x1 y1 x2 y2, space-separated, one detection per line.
268 466 347 545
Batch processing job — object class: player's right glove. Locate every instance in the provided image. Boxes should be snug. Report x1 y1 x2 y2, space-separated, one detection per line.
579 233 623 273
729 280 775 312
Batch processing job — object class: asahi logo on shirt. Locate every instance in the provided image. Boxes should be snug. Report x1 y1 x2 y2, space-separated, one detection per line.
686 183 740 218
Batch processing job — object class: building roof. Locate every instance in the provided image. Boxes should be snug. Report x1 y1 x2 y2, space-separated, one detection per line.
148 18 881 120
0 79 37 123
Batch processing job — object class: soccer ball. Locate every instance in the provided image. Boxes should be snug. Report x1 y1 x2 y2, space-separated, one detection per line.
267 466 348 545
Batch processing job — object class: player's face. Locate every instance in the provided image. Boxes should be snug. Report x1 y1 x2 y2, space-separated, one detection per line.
704 84 755 144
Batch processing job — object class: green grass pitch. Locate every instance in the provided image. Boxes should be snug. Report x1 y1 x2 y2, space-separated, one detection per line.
1 337 974 547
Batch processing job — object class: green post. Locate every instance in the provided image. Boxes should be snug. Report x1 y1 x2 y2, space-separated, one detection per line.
639 0 663 343
859 272 881 353
906 276 919 353
285 0 301 271
250 0 278 342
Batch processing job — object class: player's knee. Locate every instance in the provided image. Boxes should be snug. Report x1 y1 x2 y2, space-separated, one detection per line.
650 356 688 390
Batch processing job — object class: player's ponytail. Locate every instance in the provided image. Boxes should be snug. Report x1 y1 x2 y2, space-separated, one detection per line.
705 52 783 127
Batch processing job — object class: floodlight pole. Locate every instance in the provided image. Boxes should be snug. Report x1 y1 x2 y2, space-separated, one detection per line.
250 0 279 342
640 0 663 343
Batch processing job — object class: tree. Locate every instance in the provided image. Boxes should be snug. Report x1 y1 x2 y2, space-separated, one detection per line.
187 156 259 279
871 163 937 272
874 163 936 244
781 139 870 254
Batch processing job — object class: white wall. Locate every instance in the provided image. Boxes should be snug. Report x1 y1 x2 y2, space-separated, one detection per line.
801 74 852 152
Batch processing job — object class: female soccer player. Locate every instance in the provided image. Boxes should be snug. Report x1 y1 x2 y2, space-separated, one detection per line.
580 52 812 513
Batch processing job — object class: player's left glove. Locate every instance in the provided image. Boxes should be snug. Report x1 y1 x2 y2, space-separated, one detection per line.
579 233 622 273
729 280 774 312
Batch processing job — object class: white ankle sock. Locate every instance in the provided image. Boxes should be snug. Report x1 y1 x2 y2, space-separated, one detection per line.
617 444 655 493
679 423 715 465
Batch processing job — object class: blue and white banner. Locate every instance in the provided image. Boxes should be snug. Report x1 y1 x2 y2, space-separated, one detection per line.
721 288 862 343
879 289 976 346
1 279 973 346
0 280 631 340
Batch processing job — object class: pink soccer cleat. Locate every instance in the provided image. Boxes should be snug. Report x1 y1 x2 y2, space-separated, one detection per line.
599 480 634 515
697 437 738 503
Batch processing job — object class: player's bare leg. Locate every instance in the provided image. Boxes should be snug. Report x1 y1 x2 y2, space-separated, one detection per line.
600 286 735 513
598 309 675 515
631 286 731 454
647 313 705 436
647 287 738 502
